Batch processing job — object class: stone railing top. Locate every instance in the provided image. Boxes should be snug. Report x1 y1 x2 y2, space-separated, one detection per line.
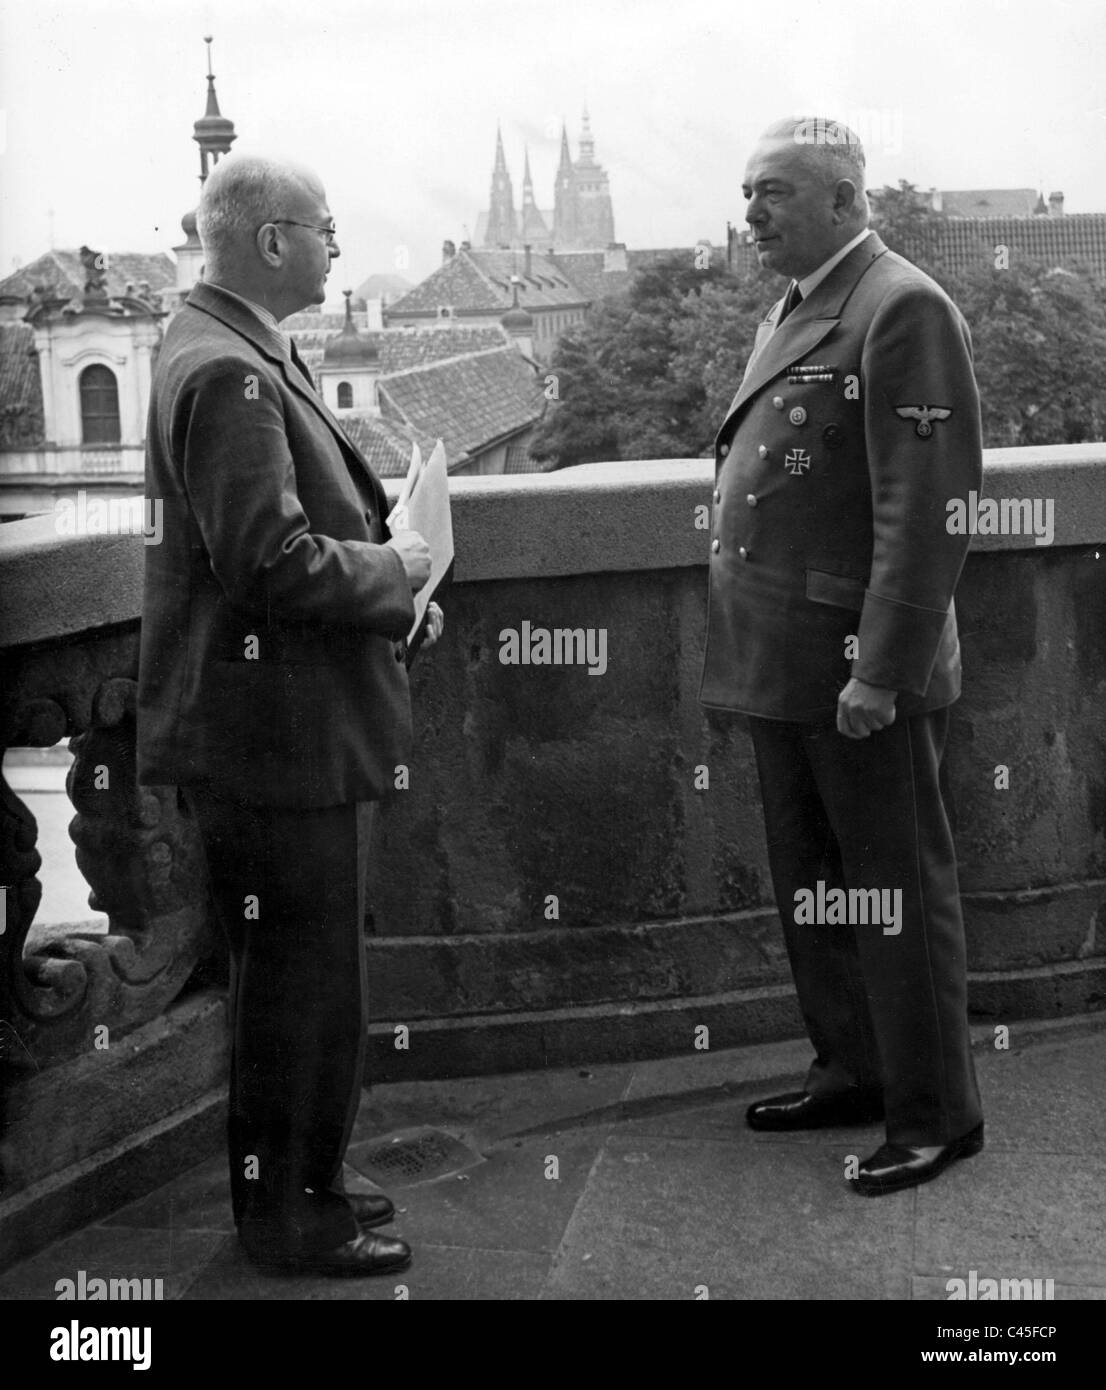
1 445 1104 650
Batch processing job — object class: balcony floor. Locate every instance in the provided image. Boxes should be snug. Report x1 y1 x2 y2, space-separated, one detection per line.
2 1019 1103 1300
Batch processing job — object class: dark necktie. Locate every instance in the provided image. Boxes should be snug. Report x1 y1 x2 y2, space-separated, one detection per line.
289 339 318 392
777 280 803 324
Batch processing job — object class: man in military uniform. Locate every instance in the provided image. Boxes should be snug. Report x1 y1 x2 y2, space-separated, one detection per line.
700 117 984 1195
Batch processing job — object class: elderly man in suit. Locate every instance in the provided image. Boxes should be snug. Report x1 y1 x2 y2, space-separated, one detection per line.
701 117 984 1195
139 155 441 1274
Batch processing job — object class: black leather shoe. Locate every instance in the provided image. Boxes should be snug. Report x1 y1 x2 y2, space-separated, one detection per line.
346 1192 396 1229
253 1231 412 1277
850 1123 985 1196
746 1090 884 1131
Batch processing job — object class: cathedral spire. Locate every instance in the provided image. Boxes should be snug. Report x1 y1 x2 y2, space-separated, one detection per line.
557 120 573 177
193 35 237 184
483 122 517 248
577 107 597 167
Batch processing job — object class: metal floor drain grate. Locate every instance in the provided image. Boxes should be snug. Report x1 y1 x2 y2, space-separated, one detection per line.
346 1127 485 1188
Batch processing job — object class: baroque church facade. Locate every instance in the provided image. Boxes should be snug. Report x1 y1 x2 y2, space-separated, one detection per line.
476 113 616 253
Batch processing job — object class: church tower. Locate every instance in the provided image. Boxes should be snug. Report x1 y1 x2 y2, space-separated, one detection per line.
173 36 238 302
483 125 518 248
552 122 576 250
570 108 615 249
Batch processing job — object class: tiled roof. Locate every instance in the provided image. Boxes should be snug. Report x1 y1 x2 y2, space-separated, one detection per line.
291 323 510 375
938 189 1039 218
0 250 176 304
387 249 587 316
0 323 45 448
338 412 435 478
377 347 544 465
926 213 1106 276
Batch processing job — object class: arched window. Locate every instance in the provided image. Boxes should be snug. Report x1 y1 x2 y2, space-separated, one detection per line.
79 365 121 445
337 381 353 409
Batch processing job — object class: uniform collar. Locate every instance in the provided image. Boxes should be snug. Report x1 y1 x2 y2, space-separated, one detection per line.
796 227 873 302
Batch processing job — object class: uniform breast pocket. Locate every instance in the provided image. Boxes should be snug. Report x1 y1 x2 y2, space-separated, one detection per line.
806 568 866 611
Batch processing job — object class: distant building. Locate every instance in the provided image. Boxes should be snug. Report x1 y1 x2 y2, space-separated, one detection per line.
386 242 712 360
475 112 616 253
306 291 549 476
0 37 235 517
0 41 561 517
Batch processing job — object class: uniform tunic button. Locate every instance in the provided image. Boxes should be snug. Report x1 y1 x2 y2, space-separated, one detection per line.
719 443 729 456
738 546 748 559
758 444 769 458
711 539 720 553
746 493 758 507
713 489 721 503
772 396 785 409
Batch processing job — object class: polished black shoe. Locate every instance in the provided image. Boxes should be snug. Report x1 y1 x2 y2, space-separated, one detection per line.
253 1230 412 1277
746 1089 884 1131
850 1123 985 1196
346 1192 396 1229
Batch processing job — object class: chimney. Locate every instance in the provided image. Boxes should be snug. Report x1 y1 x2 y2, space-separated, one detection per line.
442 239 456 262
603 242 628 273
524 243 532 277
1048 191 1064 217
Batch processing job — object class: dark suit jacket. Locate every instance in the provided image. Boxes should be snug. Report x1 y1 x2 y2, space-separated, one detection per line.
699 233 983 721
138 282 415 808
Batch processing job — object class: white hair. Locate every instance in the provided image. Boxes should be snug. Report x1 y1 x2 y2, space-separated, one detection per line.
197 155 320 266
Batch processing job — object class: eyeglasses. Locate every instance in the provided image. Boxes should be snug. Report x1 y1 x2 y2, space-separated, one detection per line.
270 219 338 246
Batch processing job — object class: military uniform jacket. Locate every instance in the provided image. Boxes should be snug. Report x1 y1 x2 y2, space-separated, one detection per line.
699 233 983 721
138 282 416 808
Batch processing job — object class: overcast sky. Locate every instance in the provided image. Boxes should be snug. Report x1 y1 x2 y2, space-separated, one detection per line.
3 0 1105 298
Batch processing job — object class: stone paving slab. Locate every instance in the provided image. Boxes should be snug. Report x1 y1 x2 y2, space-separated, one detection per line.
913 1151 1106 1288
182 1233 550 1301
3 1019 1104 1301
0 1223 224 1301
376 1131 605 1256
542 1132 915 1301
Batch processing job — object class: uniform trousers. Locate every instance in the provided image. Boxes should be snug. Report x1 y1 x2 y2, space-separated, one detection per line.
748 707 983 1146
185 787 375 1261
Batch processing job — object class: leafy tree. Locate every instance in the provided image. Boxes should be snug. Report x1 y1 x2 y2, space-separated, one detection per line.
531 255 776 466
955 258 1106 446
